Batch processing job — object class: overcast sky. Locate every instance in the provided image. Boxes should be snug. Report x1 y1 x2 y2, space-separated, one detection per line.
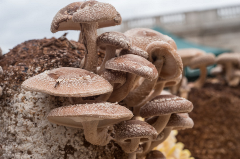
1 0 240 54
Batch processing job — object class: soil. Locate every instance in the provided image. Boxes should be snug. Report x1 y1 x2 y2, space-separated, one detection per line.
177 79 240 159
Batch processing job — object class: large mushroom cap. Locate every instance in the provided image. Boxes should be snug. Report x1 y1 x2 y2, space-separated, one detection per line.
97 32 131 50
22 67 113 97
47 102 133 128
105 54 158 80
167 113 194 130
146 41 183 81
140 95 193 118
50 2 84 33
72 1 122 27
189 53 215 69
124 28 177 51
114 120 158 142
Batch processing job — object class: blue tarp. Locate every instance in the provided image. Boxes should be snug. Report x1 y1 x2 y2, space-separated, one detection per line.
153 27 231 78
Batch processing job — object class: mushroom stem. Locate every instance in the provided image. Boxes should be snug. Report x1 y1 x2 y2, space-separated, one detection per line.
81 120 112 146
128 152 137 159
81 23 98 73
225 62 233 82
152 115 171 134
193 65 207 88
108 73 136 102
139 128 172 157
124 59 164 107
98 46 116 75
117 138 141 153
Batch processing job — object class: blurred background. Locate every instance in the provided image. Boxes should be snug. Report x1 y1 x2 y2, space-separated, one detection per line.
1 0 240 54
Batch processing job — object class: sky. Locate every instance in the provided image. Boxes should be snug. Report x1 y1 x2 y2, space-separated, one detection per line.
1 0 240 54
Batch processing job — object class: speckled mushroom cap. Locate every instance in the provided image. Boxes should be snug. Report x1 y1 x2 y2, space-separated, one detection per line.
51 2 84 33
101 69 126 85
140 95 193 118
72 1 122 27
177 48 206 66
167 113 194 130
114 120 158 142
119 46 149 59
146 41 183 81
105 54 158 80
216 53 240 64
124 28 177 51
97 32 131 50
146 150 166 159
22 67 113 97
47 102 133 128
189 53 215 69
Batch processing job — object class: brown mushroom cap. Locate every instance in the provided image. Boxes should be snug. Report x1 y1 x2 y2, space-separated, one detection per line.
189 53 215 69
97 32 131 50
119 46 149 59
105 54 158 80
47 102 133 128
167 113 194 130
177 48 206 66
114 120 158 142
164 74 182 87
51 2 84 33
124 28 177 51
146 150 166 159
72 1 122 27
146 41 183 81
140 95 193 118
22 67 113 97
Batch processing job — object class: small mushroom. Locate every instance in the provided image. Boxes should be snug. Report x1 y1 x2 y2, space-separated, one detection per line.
143 113 193 156
97 31 131 75
216 53 240 86
119 45 149 59
188 53 215 88
177 48 205 66
114 120 158 159
105 54 158 102
47 102 133 146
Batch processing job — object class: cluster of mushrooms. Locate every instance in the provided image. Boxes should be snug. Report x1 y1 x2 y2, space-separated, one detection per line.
21 1 194 159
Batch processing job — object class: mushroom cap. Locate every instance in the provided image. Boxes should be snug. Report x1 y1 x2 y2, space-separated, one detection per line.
51 2 84 33
216 53 240 64
124 28 177 51
105 54 158 80
22 67 113 97
167 113 194 130
97 32 131 50
72 1 122 27
119 46 149 59
47 102 133 128
140 95 193 118
101 69 126 85
177 48 206 66
146 41 183 81
146 150 166 159
114 120 158 142
189 53 215 69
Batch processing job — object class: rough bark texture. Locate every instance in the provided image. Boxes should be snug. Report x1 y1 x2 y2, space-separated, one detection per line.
0 38 128 159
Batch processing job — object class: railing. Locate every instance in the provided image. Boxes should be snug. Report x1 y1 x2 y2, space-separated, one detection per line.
98 5 240 35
